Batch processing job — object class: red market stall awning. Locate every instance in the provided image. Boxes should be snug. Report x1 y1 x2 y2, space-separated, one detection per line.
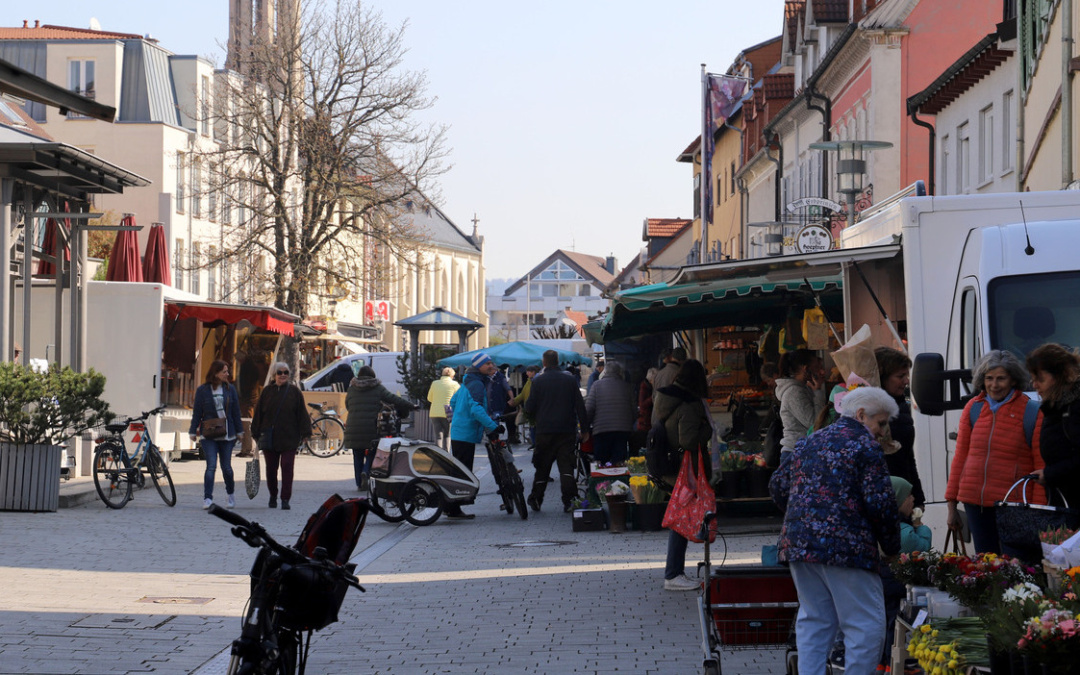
165 300 298 337
105 215 143 282
142 224 171 285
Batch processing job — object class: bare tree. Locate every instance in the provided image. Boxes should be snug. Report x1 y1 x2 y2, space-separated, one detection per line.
198 0 448 358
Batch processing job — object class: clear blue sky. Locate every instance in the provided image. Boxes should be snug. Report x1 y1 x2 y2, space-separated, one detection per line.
21 1 786 279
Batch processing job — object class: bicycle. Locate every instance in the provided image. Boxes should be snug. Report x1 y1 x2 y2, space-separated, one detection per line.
301 403 346 458
208 495 367 674
92 406 176 509
483 416 528 520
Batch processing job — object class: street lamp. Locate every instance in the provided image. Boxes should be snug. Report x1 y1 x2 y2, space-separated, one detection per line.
808 140 892 227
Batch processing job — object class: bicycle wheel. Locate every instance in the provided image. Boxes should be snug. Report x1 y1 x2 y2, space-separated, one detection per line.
304 416 345 458
509 469 528 521
146 445 177 506
400 478 443 526
368 479 406 523
487 445 515 515
93 443 133 509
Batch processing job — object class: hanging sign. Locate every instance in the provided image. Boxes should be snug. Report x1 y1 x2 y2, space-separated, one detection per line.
786 197 844 213
364 300 390 322
794 224 834 253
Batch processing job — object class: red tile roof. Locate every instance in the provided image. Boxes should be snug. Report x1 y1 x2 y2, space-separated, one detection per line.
763 73 795 99
645 218 691 238
786 0 806 52
0 22 144 41
812 0 849 22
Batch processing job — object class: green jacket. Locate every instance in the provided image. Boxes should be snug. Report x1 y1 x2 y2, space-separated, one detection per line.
343 376 413 450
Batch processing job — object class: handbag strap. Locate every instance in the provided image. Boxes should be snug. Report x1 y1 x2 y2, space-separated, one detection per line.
943 528 968 556
1001 475 1070 508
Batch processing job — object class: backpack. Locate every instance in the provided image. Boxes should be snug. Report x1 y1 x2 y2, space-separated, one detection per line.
295 493 370 565
968 397 1040 448
762 403 784 467
645 411 681 479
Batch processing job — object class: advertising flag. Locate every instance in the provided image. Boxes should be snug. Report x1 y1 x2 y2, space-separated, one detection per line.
701 73 747 260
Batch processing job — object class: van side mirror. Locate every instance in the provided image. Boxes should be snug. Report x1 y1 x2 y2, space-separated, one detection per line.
910 352 972 416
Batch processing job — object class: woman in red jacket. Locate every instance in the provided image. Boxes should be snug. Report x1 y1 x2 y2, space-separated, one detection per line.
945 350 1045 558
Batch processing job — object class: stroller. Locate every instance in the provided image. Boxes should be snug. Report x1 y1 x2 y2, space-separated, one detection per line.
366 436 481 526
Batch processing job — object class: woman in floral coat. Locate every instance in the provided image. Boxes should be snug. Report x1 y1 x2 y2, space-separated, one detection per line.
769 386 901 675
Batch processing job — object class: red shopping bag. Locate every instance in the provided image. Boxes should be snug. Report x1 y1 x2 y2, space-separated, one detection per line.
662 450 717 543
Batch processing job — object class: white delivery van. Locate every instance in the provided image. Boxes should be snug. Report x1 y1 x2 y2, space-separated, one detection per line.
303 352 408 396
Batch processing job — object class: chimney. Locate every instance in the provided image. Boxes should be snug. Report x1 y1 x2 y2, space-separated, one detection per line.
605 255 617 274
22 20 28 28
34 20 40 28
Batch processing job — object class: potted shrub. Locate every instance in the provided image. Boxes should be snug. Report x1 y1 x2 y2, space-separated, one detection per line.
0 363 112 512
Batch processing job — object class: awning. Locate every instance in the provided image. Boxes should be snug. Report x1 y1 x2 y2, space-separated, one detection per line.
600 244 901 342
165 300 299 336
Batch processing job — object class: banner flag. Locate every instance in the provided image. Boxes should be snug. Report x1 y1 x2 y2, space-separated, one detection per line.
701 73 747 260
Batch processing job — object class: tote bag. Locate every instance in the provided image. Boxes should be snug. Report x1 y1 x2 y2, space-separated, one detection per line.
662 450 717 544
996 476 1075 550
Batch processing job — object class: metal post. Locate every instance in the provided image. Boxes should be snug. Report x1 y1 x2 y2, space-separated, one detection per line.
0 179 11 362
52 211 64 367
21 185 32 366
69 216 79 370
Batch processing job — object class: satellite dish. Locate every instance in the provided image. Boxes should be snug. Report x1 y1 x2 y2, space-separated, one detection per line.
88 17 101 31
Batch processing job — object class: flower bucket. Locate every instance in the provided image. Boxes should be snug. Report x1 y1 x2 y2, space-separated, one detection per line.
606 495 628 534
634 502 667 531
718 470 745 500
746 465 773 498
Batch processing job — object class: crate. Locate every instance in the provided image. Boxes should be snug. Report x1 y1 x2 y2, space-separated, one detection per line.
572 508 606 532
706 565 798 647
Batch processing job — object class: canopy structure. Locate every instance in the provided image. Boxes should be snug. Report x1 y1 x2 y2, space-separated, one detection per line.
438 341 592 369
600 245 900 342
165 300 298 337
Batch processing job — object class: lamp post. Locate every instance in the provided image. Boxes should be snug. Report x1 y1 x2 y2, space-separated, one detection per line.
808 140 892 228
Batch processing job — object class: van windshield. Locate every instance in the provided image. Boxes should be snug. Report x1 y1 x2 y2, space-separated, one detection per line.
988 271 1080 359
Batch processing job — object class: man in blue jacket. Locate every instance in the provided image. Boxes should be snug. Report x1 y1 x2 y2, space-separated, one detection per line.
525 350 589 512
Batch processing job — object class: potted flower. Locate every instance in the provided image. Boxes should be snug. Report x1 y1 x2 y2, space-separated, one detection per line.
570 494 605 532
626 455 647 475
596 480 631 533
629 475 667 531
745 452 773 498
717 450 749 500
0 362 112 512
982 581 1048 672
1016 605 1080 674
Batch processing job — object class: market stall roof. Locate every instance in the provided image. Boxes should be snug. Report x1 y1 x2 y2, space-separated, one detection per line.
393 306 483 331
600 244 900 342
437 341 592 368
165 300 299 337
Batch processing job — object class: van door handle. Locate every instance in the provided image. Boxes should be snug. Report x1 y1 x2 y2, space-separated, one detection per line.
948 431 958 441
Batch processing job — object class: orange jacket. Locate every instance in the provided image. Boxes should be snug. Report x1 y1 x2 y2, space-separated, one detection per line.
945 391 1046 507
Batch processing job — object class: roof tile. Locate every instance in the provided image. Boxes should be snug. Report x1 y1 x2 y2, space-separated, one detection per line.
0 23 144 41
646 218 691 238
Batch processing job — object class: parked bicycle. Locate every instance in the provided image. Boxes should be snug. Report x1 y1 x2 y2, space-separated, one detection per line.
209 495 368 674
92 406 176 509
483 415 528 520
301 403 346 458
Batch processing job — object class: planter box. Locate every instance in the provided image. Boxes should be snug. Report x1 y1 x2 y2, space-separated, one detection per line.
632 502 668 531
0 443 62 512
572 508 606 532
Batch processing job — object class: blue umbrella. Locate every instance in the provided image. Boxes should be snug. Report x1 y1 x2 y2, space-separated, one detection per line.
437 342 592 368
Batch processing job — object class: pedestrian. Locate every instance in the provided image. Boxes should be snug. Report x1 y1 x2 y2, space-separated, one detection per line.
511 365 540 447
426 367 460 451
454 352 499 472
632 366 658 453
769 386 901 675
448 362 502 519
585 361 635 464
945 350 1045 558
651 347 686 404
250 362 312 510
880 476 932 669
189 359 244 510
345 365 415 491
1026 343 1080 515
525 349 589 513
774 349 825 454
654 359 714 592
586 360 604 392
489 364 514 426
875 346 926 508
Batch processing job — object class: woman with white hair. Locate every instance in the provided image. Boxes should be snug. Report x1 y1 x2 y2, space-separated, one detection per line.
769 386 901 675
251 362 311 510
426 367 460 451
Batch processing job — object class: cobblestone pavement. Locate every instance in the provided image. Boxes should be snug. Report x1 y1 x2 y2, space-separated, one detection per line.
0 444 786 674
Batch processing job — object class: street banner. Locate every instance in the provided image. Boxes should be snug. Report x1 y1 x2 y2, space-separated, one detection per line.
701 73 748 260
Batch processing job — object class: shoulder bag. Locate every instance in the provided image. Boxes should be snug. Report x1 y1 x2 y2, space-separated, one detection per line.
661 450 717 544
245 455 260 499
995 476 1075 550
200 387 229 439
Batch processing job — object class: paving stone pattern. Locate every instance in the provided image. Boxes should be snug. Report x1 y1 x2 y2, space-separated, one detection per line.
0 445 786 674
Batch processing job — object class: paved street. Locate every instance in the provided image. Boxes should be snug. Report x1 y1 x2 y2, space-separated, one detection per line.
0 444 784 674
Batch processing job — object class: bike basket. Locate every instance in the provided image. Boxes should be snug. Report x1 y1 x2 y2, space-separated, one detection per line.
369 448 393 478
276 563 349 631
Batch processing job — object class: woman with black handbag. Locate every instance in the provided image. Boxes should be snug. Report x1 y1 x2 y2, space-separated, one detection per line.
1027 344 1080 523
251 362 312 511
189 360 244 510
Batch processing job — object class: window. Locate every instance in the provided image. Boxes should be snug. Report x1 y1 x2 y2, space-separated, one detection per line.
1002 91 1014 172
957 123 971 193
237 179 247 225
174 239 185 292
66 60 95 118
960 288 980 370
200 76 210 136
207 246 218 300
693 173 701 219
190 243 201 295
730 162 736 196
222 183 231 225
940 134 950 194
223 257 232 300
988 271 1080 356
191 160 202 218
979 105 994 184
208 164 217 221
175 153 185 213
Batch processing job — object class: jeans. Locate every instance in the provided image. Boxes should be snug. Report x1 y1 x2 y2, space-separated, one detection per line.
665 530 689 580
789 562 885 675
353 442 376 488
264 449 296 501
202 438 236 500
592 431 629 465
530 433 577 507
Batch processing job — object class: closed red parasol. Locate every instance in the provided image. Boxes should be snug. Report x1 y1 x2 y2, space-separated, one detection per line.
142 223 172 285
34 218 70 277
105 215 144 282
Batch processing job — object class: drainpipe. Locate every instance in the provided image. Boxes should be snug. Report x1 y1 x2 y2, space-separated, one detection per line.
766 130 784 222
908 108 936 195
737 176 749 259
1064 0 1075 187
805 86 832 197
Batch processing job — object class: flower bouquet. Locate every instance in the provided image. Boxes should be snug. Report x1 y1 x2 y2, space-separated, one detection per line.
890 550 940 587
595 480 630 503
626 456 647 475
983 582 1051 653
930 553 1037 609
1017 606 1080 670
906 617 989 675
629 475 665 503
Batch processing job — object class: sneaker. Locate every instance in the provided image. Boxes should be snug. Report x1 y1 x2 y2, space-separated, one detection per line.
281 500 290 511
663 574 700 592
268 496 277 508
527 495 541 512
202 498 213 510
227 494 236 509
445 511 475 520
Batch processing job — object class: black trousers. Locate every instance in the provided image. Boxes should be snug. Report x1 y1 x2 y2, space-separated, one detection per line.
530 432 577 507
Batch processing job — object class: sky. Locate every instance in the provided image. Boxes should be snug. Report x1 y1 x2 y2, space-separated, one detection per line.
19 1 787 280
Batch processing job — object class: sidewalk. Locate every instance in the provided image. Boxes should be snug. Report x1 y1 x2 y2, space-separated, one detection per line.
2 444 785 674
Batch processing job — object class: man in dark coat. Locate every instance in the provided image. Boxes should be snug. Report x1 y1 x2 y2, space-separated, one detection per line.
344 365 414 490
525 350 589 512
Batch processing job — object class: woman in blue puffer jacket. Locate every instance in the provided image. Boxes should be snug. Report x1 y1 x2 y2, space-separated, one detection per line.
446 380 500 519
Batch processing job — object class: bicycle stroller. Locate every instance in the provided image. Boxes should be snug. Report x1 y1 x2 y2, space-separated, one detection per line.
366 436 481 526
